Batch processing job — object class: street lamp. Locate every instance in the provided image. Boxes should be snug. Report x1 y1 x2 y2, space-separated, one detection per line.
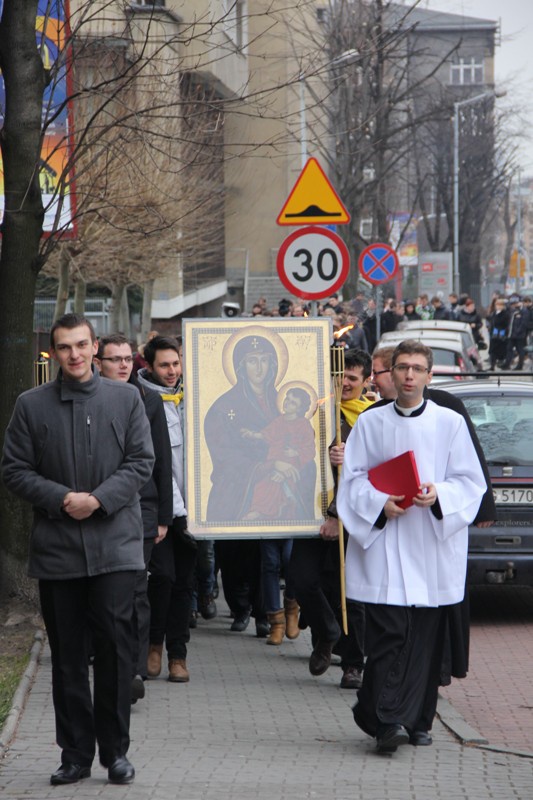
452 89 506 295
299 48 360 168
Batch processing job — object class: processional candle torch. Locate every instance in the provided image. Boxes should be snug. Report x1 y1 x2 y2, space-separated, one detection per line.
330 343 348 635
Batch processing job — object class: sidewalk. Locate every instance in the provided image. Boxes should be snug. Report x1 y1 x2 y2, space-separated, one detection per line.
1 598 532 800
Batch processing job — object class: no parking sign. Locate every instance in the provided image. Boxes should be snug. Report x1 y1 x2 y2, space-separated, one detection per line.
358 243 399 285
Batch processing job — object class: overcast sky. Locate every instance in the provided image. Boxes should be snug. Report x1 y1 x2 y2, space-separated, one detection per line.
424 0 533 173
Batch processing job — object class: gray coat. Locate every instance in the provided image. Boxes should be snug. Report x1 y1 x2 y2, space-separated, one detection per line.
1 369 154 580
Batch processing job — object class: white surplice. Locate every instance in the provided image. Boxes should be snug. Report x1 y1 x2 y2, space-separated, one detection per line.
337 400 486 607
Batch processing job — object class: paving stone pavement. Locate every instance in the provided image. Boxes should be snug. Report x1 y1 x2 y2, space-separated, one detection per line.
1 599 532 800
440 586 533 755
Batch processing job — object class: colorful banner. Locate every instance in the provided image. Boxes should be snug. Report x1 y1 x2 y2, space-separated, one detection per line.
388 211 418 267
0 1 75 234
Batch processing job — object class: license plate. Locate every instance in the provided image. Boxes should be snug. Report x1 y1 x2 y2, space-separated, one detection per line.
493 487 533 504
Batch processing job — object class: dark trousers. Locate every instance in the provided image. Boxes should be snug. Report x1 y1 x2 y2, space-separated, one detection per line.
290 537 365 668
131 539 155 677
504 337 526 368
216 539 265 620
148 516 197 659
39 571 136 767
353 604 447 737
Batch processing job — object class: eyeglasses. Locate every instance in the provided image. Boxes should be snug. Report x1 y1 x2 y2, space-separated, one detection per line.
372 369 390 376
392 363 429 374
100 356 133 364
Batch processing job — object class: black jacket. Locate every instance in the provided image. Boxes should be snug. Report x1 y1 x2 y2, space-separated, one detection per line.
132 376 174 537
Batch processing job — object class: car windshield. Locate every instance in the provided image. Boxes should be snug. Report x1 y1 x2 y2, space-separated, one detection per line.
432 348 459 367
462 394 533 466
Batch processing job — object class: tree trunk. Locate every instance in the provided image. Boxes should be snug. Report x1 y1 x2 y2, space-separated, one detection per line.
74 278 87 316
110 283 125 332
119 286 131 338
141 279 155 341
0 1 47 600
54 247 71 320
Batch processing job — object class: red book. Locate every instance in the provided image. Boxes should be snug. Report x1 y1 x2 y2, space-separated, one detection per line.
368 450 421 510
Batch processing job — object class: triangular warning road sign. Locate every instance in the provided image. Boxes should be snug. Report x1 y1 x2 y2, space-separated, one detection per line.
277 158 350 226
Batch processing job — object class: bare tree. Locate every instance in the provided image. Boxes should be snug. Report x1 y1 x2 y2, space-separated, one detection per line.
286 0 518 298
289 0 462 297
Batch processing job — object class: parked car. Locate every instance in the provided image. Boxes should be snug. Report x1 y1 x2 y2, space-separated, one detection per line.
377 331 477 381
439 376 533 586
400 319 483 368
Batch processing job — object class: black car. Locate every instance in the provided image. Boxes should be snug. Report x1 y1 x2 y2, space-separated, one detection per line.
439 376 533 586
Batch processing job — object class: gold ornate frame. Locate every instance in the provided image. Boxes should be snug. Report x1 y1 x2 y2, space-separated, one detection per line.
183 318 334 539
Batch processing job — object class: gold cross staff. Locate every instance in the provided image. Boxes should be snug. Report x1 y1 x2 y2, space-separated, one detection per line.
330 344 348 636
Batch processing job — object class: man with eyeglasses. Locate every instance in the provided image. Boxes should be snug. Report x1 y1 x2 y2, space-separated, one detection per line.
337 340 486 754
95 334 173 704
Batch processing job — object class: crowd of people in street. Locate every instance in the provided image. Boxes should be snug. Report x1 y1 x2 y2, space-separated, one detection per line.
0 285 519 784
248 291 533 369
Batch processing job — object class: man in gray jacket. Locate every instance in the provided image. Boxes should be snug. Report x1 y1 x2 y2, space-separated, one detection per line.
1 314 154 787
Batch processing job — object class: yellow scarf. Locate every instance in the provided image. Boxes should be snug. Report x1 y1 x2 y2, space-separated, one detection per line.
341 395 373 428
161 390 184 406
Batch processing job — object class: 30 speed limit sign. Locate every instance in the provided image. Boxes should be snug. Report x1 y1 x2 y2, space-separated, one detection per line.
276 226 350 300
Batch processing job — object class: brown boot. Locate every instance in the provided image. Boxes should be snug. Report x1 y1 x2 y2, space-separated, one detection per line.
266 610 285 646
284 597 300 640
168 658 190 683
146 644 163 678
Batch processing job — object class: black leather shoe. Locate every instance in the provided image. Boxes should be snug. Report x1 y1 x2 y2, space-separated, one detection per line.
199 594 217 620
376 724 410 753
255 619 269 638
309 640 335 676
131 674 145 704
107 755 135 784
340 666 363 689
409 730 433 746
231 612 250 632
50 763 91 785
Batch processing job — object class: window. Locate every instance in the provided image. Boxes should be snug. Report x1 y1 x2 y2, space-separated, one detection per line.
450 57 484 86
360 218 373 239
224 1 246 49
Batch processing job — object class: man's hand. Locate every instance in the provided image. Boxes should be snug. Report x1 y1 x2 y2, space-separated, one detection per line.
475 520 494 529
63 492 101 520
413 482 437 508
384 495 406 519
329 444 345 467
155 525 168 543
320 516 340 540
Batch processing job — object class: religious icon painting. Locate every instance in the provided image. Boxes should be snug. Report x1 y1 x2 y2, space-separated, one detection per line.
183 318 335 539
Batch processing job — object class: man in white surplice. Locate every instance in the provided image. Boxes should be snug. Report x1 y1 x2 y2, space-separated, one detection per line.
337 340 486 754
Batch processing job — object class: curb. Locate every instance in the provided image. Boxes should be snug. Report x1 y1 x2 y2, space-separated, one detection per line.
0 630 45 757
437 695 533 759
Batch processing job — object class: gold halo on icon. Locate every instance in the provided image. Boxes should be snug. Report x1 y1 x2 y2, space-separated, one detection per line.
221 325 289 387
277 381 318 420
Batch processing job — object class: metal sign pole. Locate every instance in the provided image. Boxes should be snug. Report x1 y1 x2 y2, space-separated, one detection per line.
376 286 381 342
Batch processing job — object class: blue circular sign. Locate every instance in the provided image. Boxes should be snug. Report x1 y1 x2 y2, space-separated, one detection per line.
358 243 399 285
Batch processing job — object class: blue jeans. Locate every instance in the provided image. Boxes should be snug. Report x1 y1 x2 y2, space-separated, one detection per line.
261 539 295 613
